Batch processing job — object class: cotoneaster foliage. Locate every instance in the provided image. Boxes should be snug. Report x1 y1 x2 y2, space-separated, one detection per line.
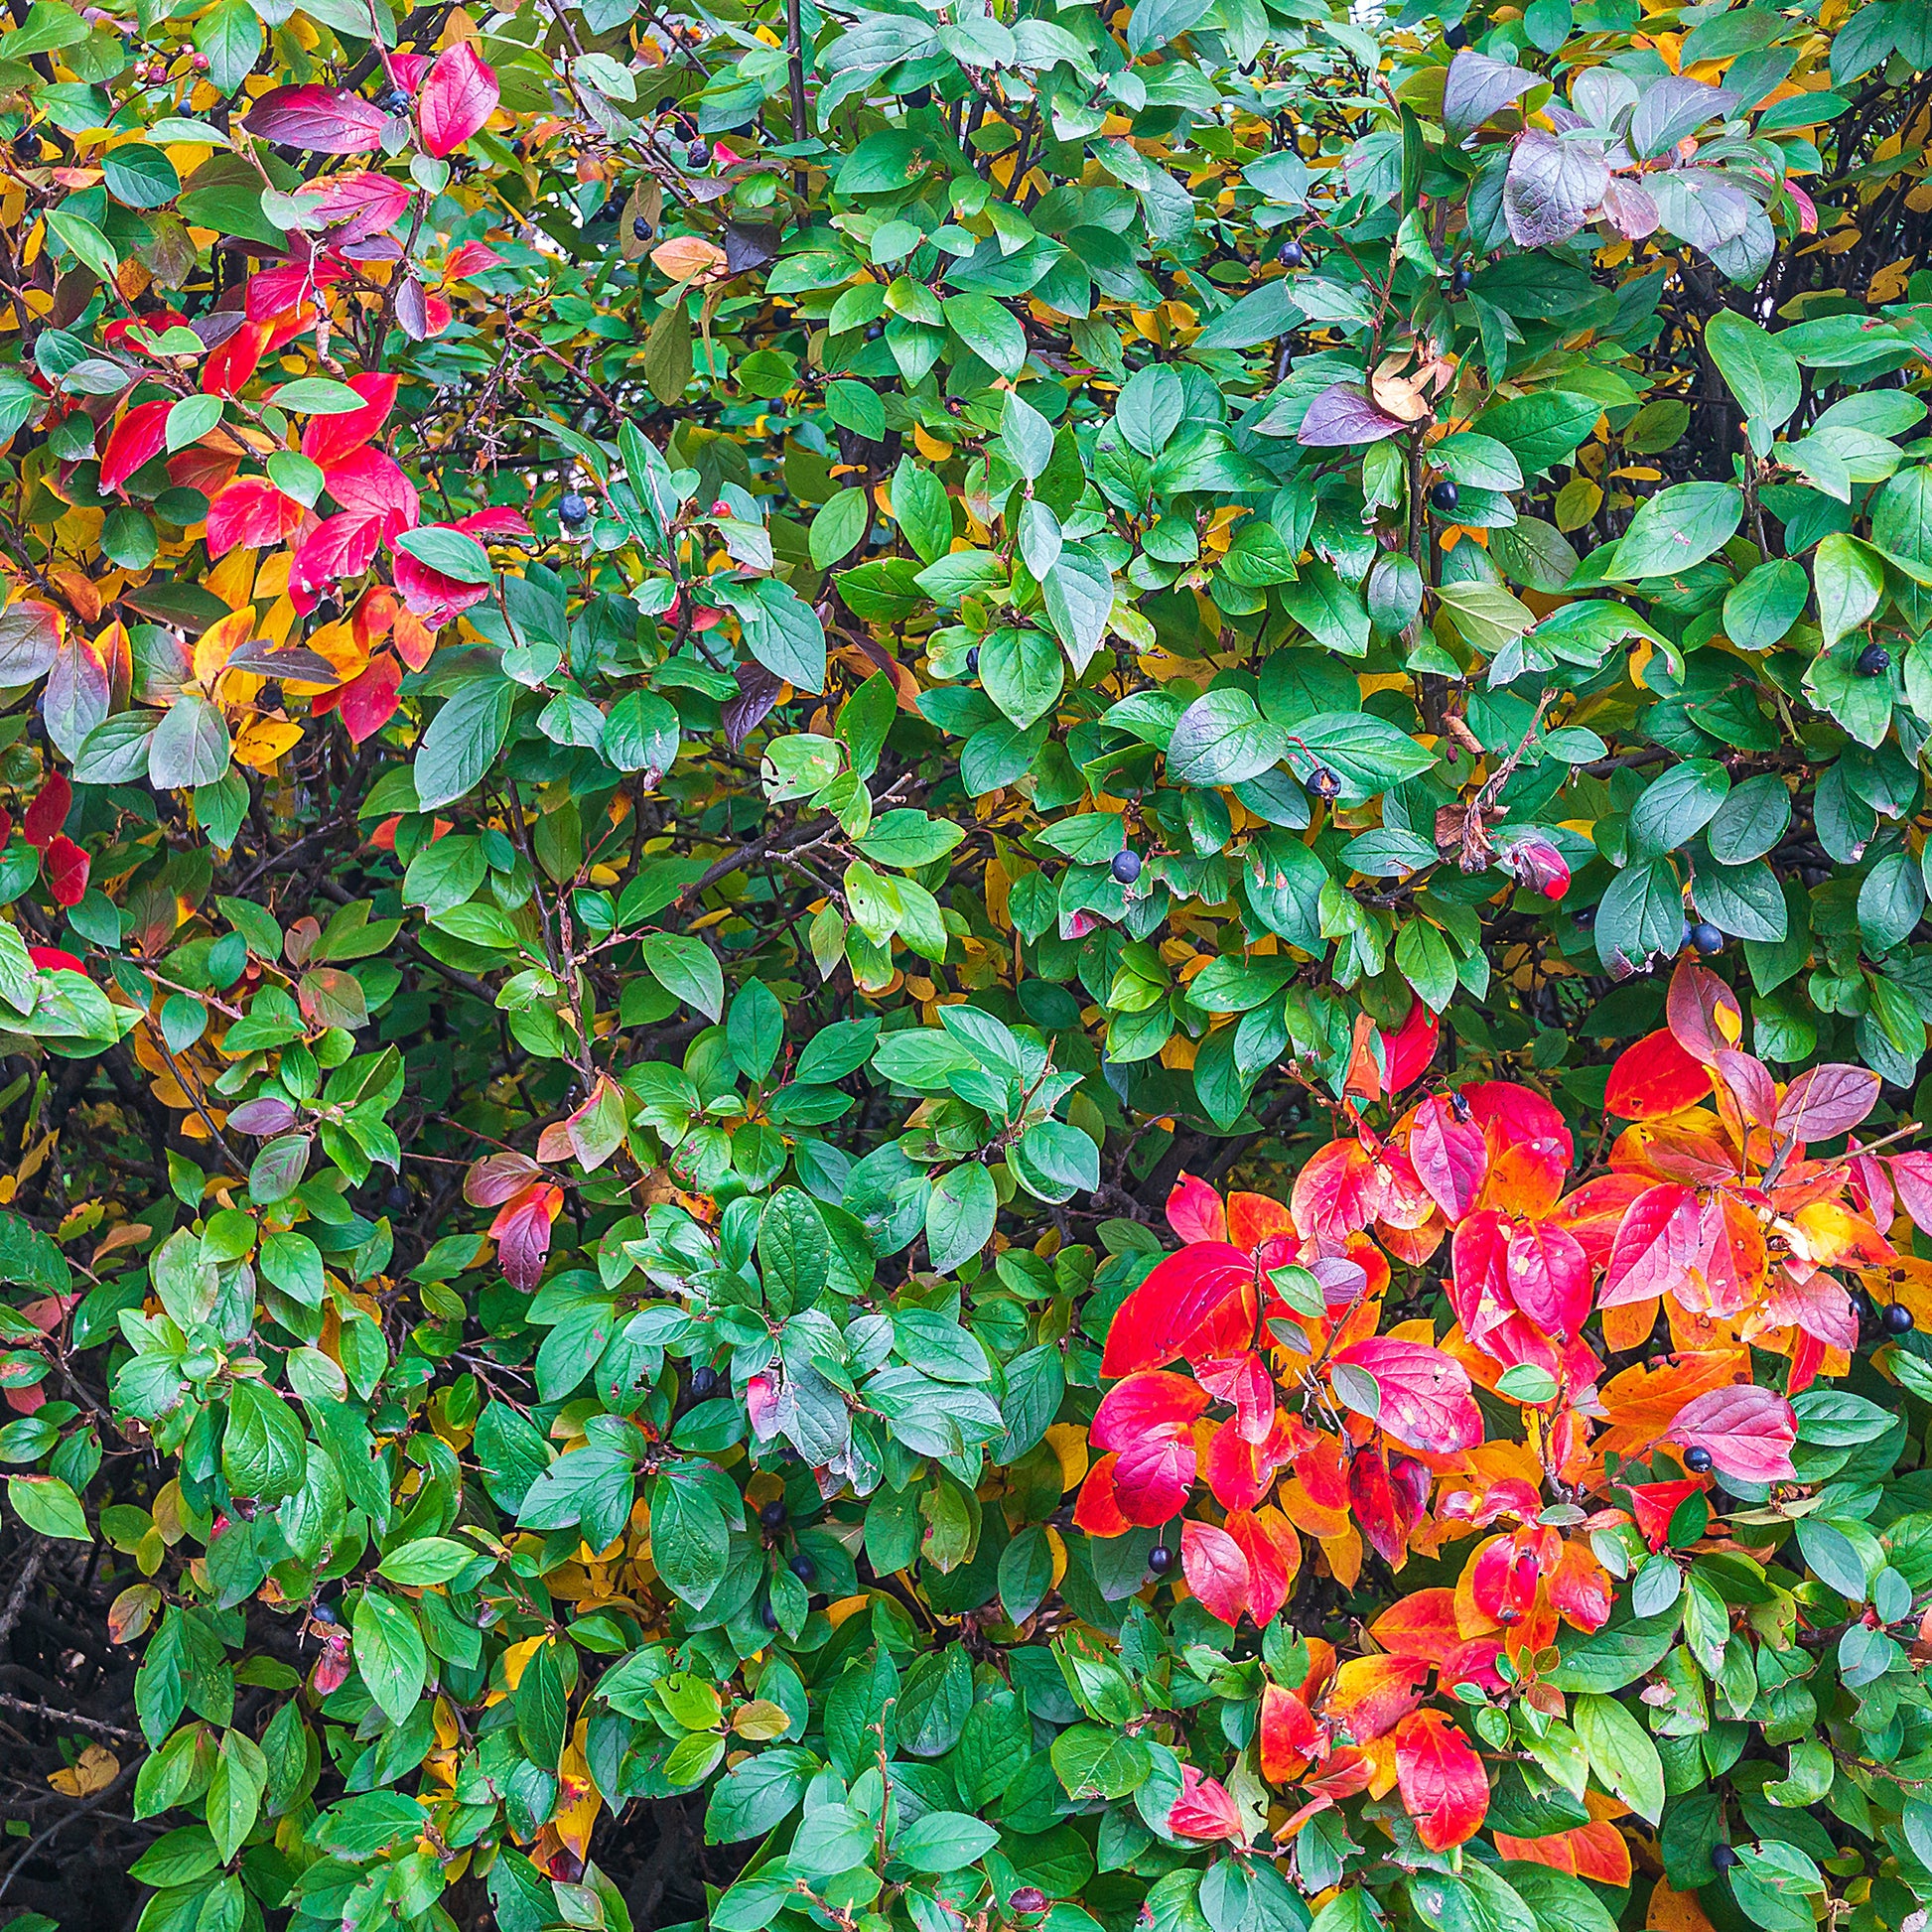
7 0 1932 1930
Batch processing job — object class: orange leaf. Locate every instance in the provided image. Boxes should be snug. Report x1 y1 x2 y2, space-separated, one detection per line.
1606 1029 1715 1120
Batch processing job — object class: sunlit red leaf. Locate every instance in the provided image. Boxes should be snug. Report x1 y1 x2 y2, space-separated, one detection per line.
1112 1430 1197 1525
99 397 172 494
334 652 403 744
1410 1096 1487 1224
1670 1382 1797 1482
1493 1821 1631 1884
1258 1682 1320 1783
203 321 270 397
1332 1336 1482 1454
302 372 401 470
1348 1444 1410 1567
325 447 420 534
1227 1189 1295 1257
1379 999 1440 1092
1323 1652 1429 1743
1169 1764 1244 1842
207 477 308 558
1072 1456 1131 1536
1505 1219 1590 1337
1605 1029 1714 1120
1624 1476 1705 1551
1100 1242 1255 1377
245 84 391 154
1180 1517 1251 1626
1091 1370 1211 1449
1394 1709 1487 1851
419 41 499 157
1599 1181 1703 1308
1167 1173 1227 1245
1194 1349 1274 1444
1368 1588 1463 1664
1292 1137 1381 1240
1224 1508 1296 1626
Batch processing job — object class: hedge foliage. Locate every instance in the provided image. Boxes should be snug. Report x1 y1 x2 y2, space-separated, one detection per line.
7 0 1932 1929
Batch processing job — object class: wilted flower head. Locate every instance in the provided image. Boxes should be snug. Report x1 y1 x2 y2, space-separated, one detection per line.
1496 830 1571 900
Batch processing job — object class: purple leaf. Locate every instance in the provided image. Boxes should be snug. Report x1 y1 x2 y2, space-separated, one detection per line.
1443 51 1542 143
228 1097 298 1137
1298 383 1408 449
723 664 783 752
1599 177 1661 240
1503 131 1610 248
1630 76 1737 160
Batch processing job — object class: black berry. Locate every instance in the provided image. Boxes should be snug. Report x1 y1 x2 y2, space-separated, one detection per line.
1691 921 1724 955
311 1600 337 1624
759 1498 786 1530
1885 1303 1916 1335
689 1364 718 1399
905 86 931 108
1711 1846 1738 1871
380 87 409 114
1148 1543 1174 1575
1858 642 1891 676
1278 237 1306 268
760 1600 779 1630
1851 1291 1873 1324
1112 848 1142 885
1445 20 1468 46
1574 907 1595 929
687 139 711 168
966 645 979 673
1451 265 1473 295
1684 1446 1714 1473
559 491 589 526
788 1552 816 1584
632 216 652 241
1308 764 1341 799
1449 1091 1472 1122
1430 478 1459 512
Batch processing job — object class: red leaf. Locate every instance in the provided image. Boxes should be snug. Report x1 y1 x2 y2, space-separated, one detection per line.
1259 1682 1320 1783
1605 1028 1714 1120
489 1181 560 1290
393 547 493 624
1714 1046 1777 1127
203 321 270 397
1625 1476 1705 1550
303 170 413 243
1379 999 1440 1092
207 477 307 558
1112 1431 1196 1525
1180 1517 1252 1626
1331 1337 1482 1455
1169 1765 1244 1843
1167 1173 1227 1245
99 397 172 494
446 239 505 278
1410 1096 1487 1224
1299 381 1407 447
302 371 400 470
1091 1370 1210 1449
29 947 84 974
1224 1508 1294 1626
1504 1219 1590 1337
1292 1137 1380 1241
1324 1652 1430 1742
1598 1181 1703 1308
1671 1382 1797 1482
1775 1063 1880 1145
1227 1190 1295 1256
1072 1457 1131 1536
291 511 388 599
334 652 402 744
1890 1152 1932 1233
44 836 87 907
1100 1242 1255 1377
1348 1444 1412 1567
1368 1588 1464 1663
22 773 69 850
325 447 420 533
464 1150 541 1206
419 41 499 157
1666 958 1741 1064
1394 1709 1487 1851
245 84 392 154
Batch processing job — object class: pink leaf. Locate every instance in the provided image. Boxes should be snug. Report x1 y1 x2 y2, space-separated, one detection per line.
207 478 308 559
419 42 499 157
1671 1383 1797 1483
1599 1181 1703 1308
245 85 392 155
1180 1518 1252 1627
1411 1096 1488 1223
1170 1765 1245 1843
1666 959 1741 1065
1298 382 1408 448
1331 1337 1482 1455
1776 1064 1880 1145
1166 1172 1227 1245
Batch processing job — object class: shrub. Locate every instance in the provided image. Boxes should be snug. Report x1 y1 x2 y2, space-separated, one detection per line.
5 0 1932 1927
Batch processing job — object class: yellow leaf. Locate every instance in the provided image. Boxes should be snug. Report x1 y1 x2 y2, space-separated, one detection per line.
194 606 255 688
48 1744 119 1796
232 717 304 771
649 235 728 283
732 1700 792 1740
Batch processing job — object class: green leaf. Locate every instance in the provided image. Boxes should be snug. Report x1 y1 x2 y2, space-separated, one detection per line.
1629 759 1729 857
640 931 724 1022
1705 310 1801 433
148 695 232 791
394 526 494 585
1574 1692 1665 1824
377 1535 477 1585
221 1379 308 1503
415 677 513 812
351 1588 427 1725
809 486 870 568
6 1472 89 1540
944 294 1028 378
1814 530 1886 647
1612 483 1743 579
207 1728 266 1863
925 1162 998 1273
895 1811 1001 1872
